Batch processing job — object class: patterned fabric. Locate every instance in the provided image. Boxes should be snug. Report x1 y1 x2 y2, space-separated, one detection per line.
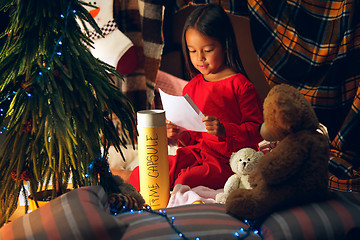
113 0 165 111
172 0 248 15
246 0 360 192
117 203 262 240
261 191 360 240
2 186 360 239
88 19 118 40
173 0 360 192
0 186 127 240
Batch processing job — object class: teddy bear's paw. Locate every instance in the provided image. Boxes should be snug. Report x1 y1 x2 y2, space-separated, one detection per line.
215 192 228 204
225 197 258 220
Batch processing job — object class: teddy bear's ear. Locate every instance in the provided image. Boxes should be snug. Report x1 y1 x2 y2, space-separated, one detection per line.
263 84 320 139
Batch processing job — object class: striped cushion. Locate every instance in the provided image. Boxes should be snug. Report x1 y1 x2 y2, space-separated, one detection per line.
3 186 359 240
261 191 360 240
116 204 262 240
0 186 127 240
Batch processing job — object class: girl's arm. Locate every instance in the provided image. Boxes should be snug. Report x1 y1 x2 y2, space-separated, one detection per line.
223 84 263 152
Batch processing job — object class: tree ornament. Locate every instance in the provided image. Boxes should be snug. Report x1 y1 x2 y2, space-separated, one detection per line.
79 0 138 75
91 158 110 176
21 120 32 133
11 167 32 182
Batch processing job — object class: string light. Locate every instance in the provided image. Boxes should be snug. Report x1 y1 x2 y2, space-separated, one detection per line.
0 0 75 131
35 0 73 84
110 204 262 240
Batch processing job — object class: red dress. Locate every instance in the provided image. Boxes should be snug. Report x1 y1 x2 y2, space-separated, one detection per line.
129 73 263 191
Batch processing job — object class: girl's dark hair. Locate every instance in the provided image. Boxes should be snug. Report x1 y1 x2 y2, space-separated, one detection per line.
182 4 247 79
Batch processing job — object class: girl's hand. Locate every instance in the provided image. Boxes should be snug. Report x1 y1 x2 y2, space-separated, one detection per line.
202 116 226 138
167 120 190 146
166 120 184 139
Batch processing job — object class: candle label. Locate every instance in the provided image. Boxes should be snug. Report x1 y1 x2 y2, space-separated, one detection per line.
138 125 169 209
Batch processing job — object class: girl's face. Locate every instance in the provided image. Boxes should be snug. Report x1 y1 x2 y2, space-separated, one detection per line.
185 28 227 81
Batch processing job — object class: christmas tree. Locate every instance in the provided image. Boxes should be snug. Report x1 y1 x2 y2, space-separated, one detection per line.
0 0 136 224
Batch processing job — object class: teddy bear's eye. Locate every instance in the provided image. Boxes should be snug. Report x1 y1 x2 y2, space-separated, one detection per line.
248 158 251 161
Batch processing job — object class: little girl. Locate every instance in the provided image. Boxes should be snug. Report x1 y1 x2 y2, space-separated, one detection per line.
118 4 264 191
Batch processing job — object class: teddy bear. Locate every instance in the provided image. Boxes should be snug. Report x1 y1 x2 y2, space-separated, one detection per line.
225 84 330 220
215 148 264 204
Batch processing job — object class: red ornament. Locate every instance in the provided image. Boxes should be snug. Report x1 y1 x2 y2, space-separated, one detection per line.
20 168 32 181
11 167 32 181
20 76 34 93
22 121 32 132
11 170 18 181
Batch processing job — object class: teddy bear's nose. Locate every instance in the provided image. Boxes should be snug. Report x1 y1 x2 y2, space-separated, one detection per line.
243 162 247 168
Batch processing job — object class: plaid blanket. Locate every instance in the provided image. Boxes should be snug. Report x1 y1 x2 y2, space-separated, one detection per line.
174 0 360 191
114 0 164 111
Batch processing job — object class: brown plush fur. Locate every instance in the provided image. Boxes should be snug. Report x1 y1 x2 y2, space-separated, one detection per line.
225 84 330 220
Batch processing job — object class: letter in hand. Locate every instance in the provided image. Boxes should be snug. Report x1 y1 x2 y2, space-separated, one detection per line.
202 116 225 138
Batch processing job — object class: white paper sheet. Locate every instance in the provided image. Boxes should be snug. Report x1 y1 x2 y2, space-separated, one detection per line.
159 89 207 132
